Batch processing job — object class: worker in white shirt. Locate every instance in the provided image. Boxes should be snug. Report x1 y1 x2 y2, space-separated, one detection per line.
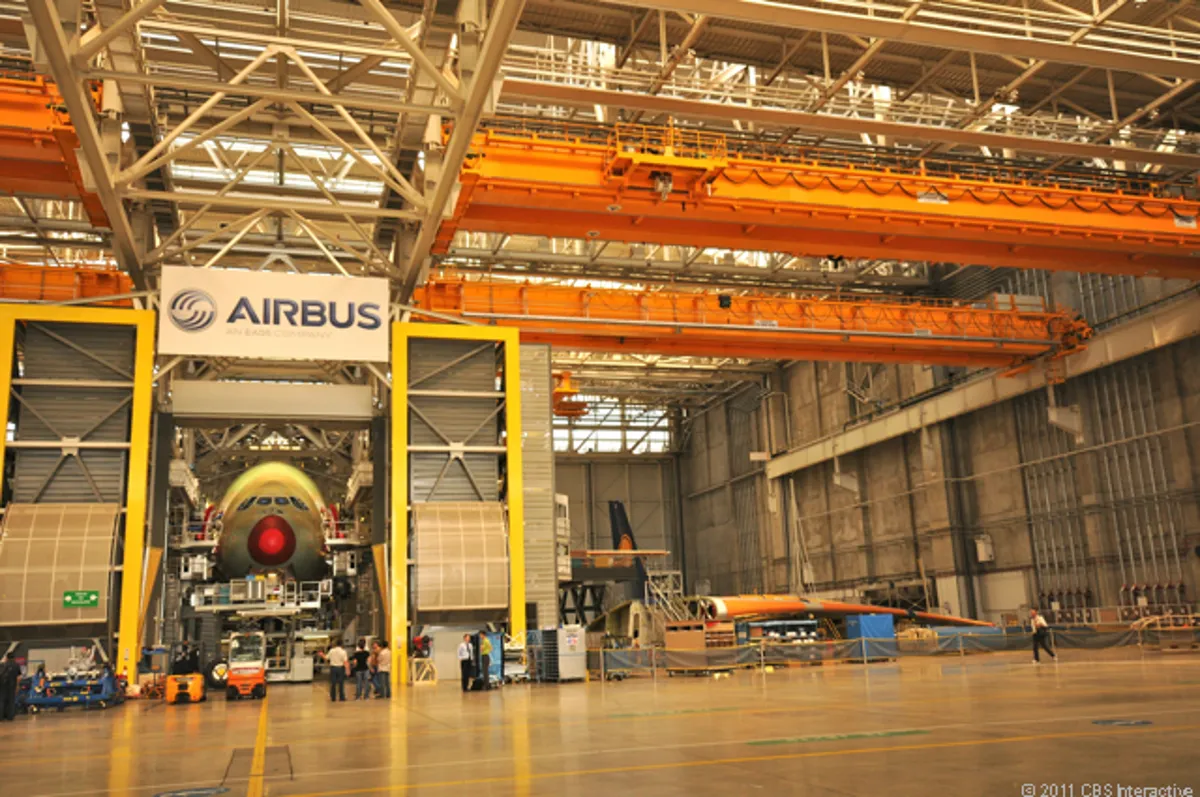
457 634 474 693
1030 609 1058 664
321 641 349 701
372 639 391 699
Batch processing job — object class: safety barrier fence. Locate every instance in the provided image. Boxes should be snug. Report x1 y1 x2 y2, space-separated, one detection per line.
588 628 1200 678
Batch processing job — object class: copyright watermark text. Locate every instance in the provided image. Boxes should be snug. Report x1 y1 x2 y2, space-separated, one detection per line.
1021 786 1194 797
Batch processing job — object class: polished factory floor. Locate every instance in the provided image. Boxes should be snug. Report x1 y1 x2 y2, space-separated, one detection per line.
2 649 1198 797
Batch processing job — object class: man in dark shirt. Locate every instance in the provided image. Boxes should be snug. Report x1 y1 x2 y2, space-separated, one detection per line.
352 640 372 700
0 652 21 721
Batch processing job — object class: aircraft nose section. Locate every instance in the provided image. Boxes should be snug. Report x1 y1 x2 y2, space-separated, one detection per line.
247 515 296 567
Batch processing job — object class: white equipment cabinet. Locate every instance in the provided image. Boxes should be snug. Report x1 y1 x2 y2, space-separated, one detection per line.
555 625 586 681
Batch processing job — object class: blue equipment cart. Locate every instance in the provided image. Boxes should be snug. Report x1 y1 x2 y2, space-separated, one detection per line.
18 668 127 713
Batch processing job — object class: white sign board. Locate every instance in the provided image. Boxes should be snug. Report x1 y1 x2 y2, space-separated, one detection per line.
158 267 389 362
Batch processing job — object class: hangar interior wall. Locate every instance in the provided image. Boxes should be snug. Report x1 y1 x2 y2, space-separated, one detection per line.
554 457 680 571
680 278 1200 623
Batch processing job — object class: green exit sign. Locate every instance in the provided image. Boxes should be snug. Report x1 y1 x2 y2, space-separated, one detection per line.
63 590 99 608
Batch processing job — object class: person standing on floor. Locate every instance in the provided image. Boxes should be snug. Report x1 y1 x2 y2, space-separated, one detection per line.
1030 608 1058 664
478 632 493 691
457 634 474 693
0 653 20 721
372 639 391 699
352 640 372 700
321 641 349 702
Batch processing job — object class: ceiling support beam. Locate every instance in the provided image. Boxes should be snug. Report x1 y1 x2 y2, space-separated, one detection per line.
83 69 445 116
616 9 655 69
27 0 145 287
357 0 465 109
604 0 1200 81
398 0 527 299
73 0 166 65
503 79 1200 171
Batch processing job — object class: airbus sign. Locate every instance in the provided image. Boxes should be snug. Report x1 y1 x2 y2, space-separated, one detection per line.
158 267 389 362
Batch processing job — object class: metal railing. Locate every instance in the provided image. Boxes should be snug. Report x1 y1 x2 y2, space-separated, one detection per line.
1043 604 1195 626
190 579 331 613
590 627 1197 679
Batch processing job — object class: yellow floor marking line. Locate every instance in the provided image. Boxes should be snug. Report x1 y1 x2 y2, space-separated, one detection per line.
247 697 270 797
280 722 1200 797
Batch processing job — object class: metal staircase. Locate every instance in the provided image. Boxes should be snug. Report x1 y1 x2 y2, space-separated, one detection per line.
644 571 694 623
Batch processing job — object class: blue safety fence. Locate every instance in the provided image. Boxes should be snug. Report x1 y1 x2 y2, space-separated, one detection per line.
591 628 1159 678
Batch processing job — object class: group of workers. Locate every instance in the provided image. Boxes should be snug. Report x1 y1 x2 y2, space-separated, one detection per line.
319 638 392 702
457 632 494 693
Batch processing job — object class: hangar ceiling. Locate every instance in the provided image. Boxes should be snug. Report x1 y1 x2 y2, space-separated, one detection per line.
2 0 1197 415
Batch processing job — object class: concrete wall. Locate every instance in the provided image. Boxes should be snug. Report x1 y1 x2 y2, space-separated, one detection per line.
679 298 1200 622
554 456 680 568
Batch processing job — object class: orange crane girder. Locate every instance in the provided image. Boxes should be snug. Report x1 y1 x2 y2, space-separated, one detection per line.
0 76 107 226
437 125 1200 279
0 263 132 304
413 277 1091 367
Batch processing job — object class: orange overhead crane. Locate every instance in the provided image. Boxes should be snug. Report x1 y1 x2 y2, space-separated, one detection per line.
0 263 132 304
0 74 106 226
436 123 1200 279
413 277 1091 368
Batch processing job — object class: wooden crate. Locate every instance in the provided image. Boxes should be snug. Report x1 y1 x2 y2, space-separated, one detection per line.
665 621 705 650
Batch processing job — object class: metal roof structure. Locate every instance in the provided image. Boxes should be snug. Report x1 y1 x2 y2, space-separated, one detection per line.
1 0 1196 404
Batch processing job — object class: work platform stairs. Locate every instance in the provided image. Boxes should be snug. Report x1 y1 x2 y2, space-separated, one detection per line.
644 571 696 624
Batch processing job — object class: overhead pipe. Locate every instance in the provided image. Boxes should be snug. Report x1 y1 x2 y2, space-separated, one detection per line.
1047 384 1086 607
1138 363 1185 590
1118 363 1163 597
1013 399 1047 605
1099 369 1147 590
1130 360 1183 595
1088 375 1132 602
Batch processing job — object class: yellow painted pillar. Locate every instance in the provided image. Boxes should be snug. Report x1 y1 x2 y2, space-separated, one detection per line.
0 307 154 678
0 313 16 479
502 331 526 642
116 311 156 678
390 323 409 692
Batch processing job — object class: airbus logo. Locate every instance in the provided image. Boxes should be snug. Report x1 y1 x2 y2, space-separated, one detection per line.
168 289 218 332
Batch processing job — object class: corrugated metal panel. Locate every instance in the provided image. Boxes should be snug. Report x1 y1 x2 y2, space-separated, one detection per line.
11 451 128 503
410 453 499 503
407 339 495 392
408 339 500 503
554 462 590 549
15 388 131 441
519 344 557 629
22 323 134 380
13 323 135 504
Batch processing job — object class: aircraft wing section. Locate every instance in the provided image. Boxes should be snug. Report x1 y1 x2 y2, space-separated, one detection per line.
698 595 993 627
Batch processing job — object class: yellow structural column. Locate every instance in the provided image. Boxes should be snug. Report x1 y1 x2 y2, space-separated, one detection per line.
118 311 156 678
501 330 526 643
389 323 527 689
389 323 409 692
0 306 154 678
0 316 16 478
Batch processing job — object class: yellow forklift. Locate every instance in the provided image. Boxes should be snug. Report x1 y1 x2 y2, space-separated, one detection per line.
165 641 207 704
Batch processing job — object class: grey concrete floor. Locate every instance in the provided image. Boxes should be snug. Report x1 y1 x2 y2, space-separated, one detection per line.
1 649 1197 796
